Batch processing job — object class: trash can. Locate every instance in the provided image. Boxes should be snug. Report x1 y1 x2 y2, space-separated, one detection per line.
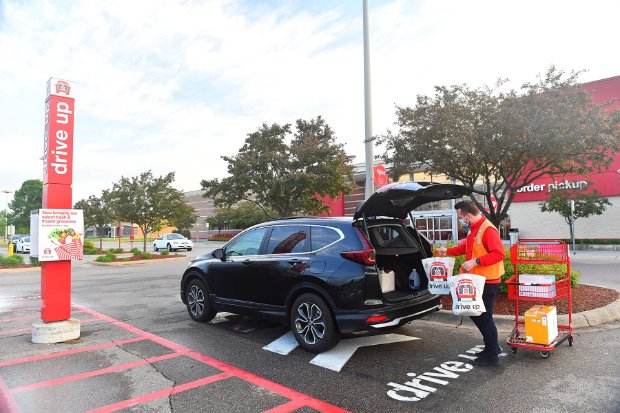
509 228 519 245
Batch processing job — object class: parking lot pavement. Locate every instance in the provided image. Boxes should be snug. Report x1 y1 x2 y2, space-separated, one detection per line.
0 296 349 413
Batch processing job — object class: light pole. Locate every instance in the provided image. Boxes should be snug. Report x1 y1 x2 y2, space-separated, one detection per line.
1 189 12 243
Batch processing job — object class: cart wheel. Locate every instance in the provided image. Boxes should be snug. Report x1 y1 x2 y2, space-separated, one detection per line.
539 351 550 359
568 336 573 347
510 347 518 354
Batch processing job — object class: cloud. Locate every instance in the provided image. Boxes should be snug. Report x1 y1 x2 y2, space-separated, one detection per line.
0 0 618 203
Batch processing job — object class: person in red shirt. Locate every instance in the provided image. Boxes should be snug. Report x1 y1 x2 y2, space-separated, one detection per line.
437 200 506 366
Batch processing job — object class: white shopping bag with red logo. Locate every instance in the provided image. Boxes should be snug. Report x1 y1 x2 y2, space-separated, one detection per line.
422 257 455 295
447 273 486 316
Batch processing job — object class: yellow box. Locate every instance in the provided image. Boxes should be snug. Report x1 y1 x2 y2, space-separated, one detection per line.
525 305 558 345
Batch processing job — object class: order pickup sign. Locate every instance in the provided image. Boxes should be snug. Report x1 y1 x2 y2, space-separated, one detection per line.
31 209 84 261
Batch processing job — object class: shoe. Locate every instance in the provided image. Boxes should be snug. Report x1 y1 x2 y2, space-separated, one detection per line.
473 356 499 366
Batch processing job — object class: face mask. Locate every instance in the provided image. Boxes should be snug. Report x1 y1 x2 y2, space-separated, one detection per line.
458 218 467 227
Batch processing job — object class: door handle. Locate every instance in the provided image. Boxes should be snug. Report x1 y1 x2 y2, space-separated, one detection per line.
242 259 252 265
288 259 301 265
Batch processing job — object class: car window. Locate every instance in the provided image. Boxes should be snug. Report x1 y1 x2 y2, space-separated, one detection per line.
169 234 184 239
310 226 341 250
266 225 309 254
225 227 269 257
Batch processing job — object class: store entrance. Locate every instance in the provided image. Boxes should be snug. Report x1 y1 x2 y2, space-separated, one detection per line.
411 214 457 244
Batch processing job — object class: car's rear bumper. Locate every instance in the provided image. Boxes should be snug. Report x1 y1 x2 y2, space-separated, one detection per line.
333 294 441 334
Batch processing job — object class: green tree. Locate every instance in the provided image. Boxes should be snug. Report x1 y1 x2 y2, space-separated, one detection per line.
539 187 611 241
229 201 274 229
206 207 234 235
201 116 355 218
106 171 188 253
74 192 114 251
9 179 43 233
381 66 620 226
168 202 198 233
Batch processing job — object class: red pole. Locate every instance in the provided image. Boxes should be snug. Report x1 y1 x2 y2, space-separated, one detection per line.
41 78 75 323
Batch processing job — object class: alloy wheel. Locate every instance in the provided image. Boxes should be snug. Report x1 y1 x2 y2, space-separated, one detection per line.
188 284 205 317
294 302 326 345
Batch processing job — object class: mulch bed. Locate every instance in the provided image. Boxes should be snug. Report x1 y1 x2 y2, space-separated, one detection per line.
440 284 619 315
0 254 187 269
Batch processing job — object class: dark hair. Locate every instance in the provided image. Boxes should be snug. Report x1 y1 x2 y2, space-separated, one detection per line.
454 200 480 215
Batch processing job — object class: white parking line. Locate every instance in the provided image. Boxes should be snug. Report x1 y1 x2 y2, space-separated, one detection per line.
310 334 419 372
262 331 299 355
263 332 419 372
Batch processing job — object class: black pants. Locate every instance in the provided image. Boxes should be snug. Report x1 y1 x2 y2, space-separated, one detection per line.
469 283 499 359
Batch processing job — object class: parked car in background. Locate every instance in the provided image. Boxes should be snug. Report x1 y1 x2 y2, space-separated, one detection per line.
180 181 470 353
153 233 193 252
15 236 31 254
9 234 28 250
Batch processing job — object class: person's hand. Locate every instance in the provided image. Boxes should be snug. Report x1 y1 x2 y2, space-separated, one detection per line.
461 258 479 272
436 247 447 256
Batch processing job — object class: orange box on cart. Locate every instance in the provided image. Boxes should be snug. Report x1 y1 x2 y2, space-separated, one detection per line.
525 305 558 345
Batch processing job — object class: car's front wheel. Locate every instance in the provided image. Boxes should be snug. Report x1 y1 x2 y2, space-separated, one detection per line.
167 243 175 252
290 293 340 353
185 278 217 322
153 244 159 251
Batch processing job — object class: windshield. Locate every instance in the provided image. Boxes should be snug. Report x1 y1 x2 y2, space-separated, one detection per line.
169 234 185 239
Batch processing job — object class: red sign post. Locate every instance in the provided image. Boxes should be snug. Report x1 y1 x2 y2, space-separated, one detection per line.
41 78 75 323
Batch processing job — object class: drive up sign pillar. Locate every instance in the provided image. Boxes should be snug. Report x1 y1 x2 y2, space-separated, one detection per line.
31 78 81 344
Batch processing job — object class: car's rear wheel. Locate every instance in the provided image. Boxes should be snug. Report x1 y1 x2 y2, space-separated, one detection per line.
290 293 340 353
185 278 217 322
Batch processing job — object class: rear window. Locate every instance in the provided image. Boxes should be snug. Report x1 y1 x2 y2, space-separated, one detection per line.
310 226 341 250
266 225 309 254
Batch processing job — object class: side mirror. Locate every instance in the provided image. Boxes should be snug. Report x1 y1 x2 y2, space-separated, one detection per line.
212 248 224 260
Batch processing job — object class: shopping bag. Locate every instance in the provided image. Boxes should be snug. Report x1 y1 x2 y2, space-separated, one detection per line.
447 273 487 316
421 257 454 295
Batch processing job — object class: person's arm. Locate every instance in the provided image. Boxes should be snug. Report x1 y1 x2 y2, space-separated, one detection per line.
443 239 466 257
478 229 506 266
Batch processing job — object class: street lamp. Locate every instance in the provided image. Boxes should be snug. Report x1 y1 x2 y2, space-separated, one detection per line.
1 189 12 243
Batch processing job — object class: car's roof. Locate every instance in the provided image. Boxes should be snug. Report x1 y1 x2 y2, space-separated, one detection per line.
261 216 353 225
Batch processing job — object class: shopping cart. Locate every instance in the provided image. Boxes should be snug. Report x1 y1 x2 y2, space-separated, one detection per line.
506 239 574 358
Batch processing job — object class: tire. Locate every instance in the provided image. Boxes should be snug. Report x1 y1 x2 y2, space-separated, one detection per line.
510 346 518 354
290 293 340 353
188 248 193 251
539 350 550 359
185 278 217 322
153 244 159 251
167 243 175 252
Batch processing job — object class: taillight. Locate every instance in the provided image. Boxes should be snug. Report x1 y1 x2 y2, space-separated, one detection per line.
340 228 376 265
365 315 387 323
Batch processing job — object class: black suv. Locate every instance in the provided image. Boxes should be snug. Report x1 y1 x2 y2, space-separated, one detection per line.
180 182 470 353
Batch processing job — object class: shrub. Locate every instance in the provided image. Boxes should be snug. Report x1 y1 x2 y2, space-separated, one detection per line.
95 253 116 263
131 247 141 256
109 248 124 254
30 257 41 267
160 249 170 256
0 254 25 267
83 240 99 255
142 252 154 259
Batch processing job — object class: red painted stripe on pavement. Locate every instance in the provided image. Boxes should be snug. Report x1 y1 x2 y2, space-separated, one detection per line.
11 352 184 393
73 304 351 413
0 314 39 323
0 374 22 413
0 307 39 314
83 373 233 413
0 337 145 367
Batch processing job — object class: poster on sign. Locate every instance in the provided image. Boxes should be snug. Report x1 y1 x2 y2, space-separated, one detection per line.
33 209 84 261
422 257 454 295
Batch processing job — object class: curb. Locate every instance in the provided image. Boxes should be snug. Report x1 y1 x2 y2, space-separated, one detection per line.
0 266 41 273
422 293 620 331
91 256 189 266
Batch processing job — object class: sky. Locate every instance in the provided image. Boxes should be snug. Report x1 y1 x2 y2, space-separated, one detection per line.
0 0 618 206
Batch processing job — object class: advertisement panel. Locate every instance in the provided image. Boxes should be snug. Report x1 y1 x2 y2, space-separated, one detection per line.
512 153 620 202
43 78 75 186
35 209 84 261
